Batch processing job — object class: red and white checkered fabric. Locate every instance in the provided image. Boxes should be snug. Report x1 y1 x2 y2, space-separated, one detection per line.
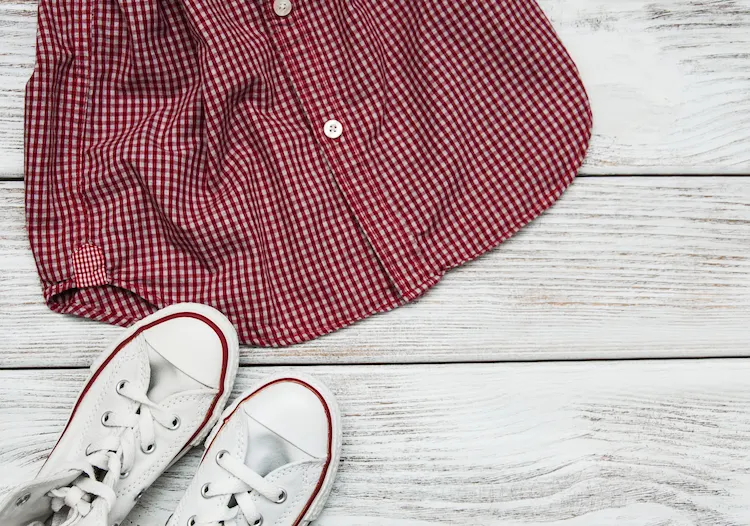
25 0 592 346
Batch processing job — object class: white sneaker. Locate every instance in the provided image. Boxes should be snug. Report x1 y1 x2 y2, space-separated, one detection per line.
0 303 240 526
167 373 342 526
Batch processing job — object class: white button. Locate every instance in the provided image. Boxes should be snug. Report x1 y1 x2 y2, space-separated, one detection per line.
273 0 292 17
324 119 343 139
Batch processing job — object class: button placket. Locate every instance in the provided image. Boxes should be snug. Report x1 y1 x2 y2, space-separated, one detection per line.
266 25 427 296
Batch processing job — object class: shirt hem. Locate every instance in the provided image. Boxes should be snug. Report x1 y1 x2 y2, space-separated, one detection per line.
39 270 440 347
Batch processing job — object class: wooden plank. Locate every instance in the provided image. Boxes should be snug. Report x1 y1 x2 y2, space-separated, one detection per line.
0 0 749 178
2 360 750 524
0 0 30 176
2 176 749 367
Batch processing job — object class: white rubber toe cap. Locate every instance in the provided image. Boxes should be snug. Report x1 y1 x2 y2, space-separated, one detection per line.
242 379 330 458
141 309 229 389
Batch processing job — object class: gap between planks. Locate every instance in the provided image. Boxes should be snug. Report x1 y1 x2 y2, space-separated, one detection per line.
4 353 750 373
4 174 749 182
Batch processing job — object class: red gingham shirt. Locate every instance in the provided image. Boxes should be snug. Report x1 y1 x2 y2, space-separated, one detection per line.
25 0 592 346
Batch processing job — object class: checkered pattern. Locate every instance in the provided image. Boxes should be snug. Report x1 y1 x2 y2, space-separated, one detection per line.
71 244 109 288
25 0 592 346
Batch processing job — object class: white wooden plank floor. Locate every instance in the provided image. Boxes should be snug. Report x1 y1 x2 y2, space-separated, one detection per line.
2 177 750 366
1 0 750 176
1 0 750 524
4 361 750 525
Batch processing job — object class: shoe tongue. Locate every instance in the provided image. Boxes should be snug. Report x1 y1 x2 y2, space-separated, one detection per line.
45 507 76 526
242 412 314 477
143 338 209 403
55 499 108 526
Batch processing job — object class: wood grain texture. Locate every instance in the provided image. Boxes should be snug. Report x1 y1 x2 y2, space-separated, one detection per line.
2 177 749 367
0 0 749 178
0 0 32 176
2 360 750 525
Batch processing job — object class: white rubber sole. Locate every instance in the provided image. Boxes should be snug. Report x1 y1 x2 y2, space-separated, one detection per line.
295 374 343 525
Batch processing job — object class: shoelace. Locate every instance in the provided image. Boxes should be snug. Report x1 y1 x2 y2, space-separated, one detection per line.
35 379 180 526
191 451 287 526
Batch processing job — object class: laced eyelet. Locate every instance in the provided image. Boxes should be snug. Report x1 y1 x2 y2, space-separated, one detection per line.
201 483 210 498
187 516 196 526
252 516 263 526
120 470 130 479
116 380 128 394
168 416 181 430
141 443 156 454
15 493 30 506
274 489 287 503
216 450 228 463
101 411 113 426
